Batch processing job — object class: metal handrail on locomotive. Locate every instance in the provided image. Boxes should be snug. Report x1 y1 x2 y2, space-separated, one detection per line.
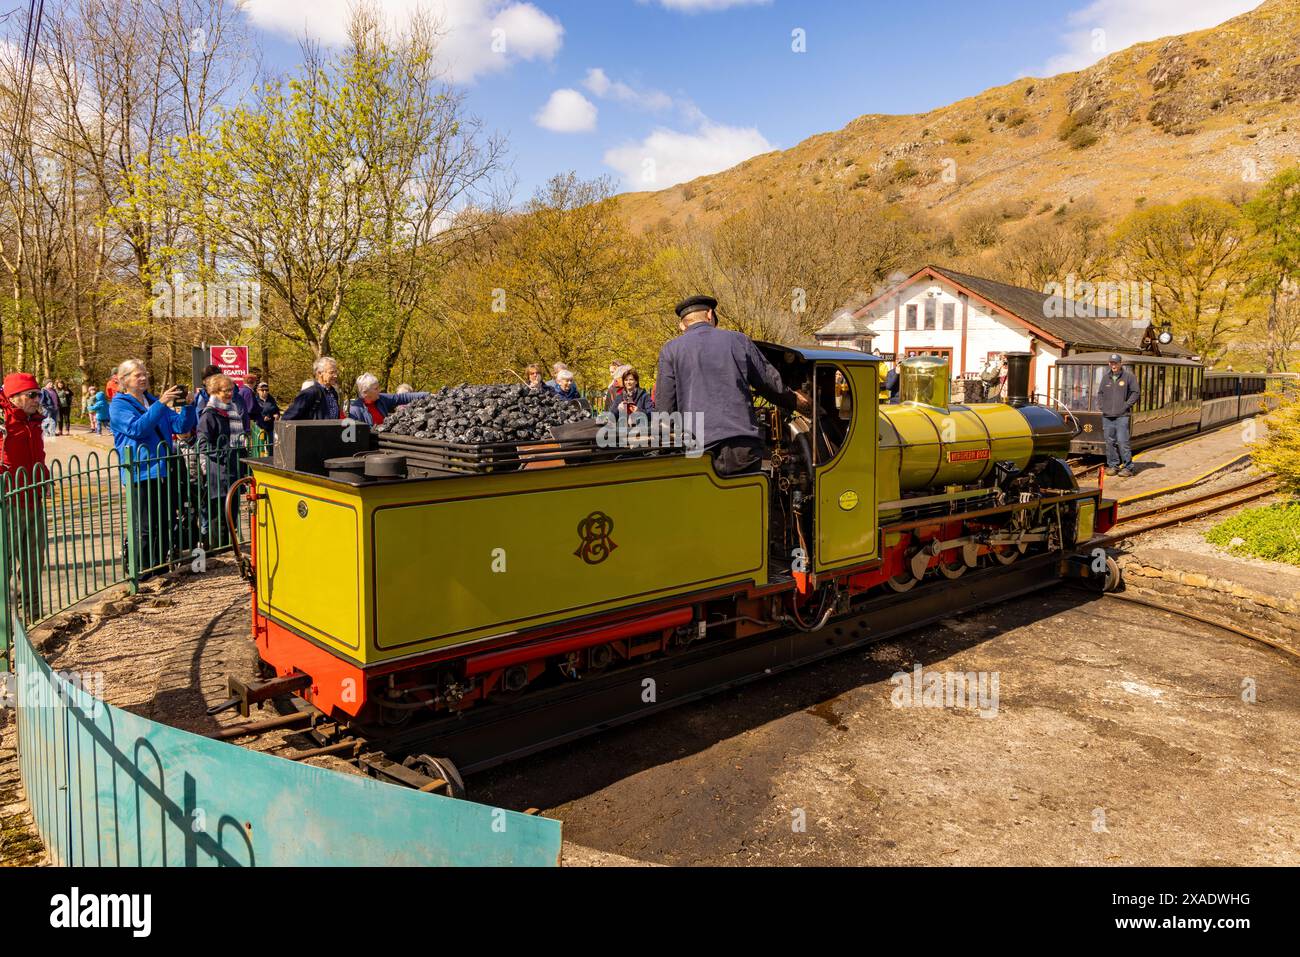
236 346 1117 742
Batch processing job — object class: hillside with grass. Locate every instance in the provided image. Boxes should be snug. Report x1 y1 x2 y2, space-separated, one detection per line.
619 0 1300 235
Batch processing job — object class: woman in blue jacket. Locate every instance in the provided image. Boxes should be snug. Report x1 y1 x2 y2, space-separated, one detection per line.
109 358 198 575
89 390 111 434
346 373 429 426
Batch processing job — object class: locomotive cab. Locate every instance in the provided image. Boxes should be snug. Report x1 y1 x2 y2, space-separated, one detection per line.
754 344 882 577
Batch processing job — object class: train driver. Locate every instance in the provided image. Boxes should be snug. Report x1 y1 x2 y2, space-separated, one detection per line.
656 295 811 477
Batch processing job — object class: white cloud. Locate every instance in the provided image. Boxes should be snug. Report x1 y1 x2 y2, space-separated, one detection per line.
604 122 773 190
583 68 673 112
1037 0 1258 75
242 0 563 83
534 88 598 133
642 0 772 11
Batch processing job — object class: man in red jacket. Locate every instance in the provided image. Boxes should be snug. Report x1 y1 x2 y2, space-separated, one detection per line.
1 372 49 619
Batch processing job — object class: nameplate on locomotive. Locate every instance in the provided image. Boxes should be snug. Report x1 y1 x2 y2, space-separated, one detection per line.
947 449 991 463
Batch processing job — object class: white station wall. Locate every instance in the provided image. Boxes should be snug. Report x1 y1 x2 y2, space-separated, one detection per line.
865 279 1062 400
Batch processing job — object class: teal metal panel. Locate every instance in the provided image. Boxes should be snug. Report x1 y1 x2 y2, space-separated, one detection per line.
13 620 561 867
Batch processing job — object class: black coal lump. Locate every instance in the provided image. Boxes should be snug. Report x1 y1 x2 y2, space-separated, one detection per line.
374 384 593 445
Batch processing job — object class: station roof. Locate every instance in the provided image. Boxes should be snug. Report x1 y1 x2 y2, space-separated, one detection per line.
852 265 1189 356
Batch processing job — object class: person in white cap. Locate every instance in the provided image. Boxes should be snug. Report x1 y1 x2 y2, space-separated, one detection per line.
550 368 581 401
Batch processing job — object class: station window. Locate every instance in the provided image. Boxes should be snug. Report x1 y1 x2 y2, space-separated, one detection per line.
906 304 918 330
942 302 956 331
924 300 936 331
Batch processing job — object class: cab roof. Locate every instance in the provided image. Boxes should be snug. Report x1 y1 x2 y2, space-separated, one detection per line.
757 341 884 365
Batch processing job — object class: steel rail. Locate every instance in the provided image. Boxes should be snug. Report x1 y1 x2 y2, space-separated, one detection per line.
1097 591 1300 664
1098 485 1277 546
1117 475 1275 526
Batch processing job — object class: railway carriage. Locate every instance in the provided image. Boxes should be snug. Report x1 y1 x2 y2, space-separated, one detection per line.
1057 352 1292 457
228 348 1116 776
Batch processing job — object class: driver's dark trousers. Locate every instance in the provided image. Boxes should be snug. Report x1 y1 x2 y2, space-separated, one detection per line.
709 437 764 477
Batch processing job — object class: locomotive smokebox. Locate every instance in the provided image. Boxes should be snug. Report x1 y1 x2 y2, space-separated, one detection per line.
1004 352 1032 407
899 355 951 410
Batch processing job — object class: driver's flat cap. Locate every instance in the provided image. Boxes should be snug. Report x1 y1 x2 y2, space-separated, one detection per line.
675 295 718 319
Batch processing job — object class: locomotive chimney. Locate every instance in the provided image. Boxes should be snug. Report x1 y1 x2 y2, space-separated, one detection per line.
1004 352 1032 407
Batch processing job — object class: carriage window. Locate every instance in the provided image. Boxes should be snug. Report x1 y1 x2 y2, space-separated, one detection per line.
1057 365 1101 411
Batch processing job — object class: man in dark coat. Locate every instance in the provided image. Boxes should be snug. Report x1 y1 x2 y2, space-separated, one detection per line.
656 295 810 476
1097 353 1140 477
283 357 343 421
252 381 281 451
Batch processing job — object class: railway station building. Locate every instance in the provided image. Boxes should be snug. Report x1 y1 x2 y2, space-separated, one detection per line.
816 265 1193 401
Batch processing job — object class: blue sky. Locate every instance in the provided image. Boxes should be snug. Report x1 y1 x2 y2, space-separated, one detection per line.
245 0 1261 203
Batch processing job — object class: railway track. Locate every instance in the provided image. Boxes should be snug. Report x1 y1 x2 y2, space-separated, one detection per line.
1098 474 1276 545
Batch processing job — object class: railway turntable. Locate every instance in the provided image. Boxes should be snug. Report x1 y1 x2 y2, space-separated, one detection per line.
221 347 1119 788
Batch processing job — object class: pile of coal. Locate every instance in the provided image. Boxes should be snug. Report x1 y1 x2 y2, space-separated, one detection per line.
375 385 590 444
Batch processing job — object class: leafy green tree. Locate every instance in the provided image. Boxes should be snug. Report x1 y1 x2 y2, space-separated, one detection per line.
1252 394 1300 494
168 5 502 369
1112 197 1255 362
1244 165 1300 373
440 174 671 390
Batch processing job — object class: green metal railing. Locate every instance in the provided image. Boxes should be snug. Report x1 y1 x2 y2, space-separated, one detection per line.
0 431 269 667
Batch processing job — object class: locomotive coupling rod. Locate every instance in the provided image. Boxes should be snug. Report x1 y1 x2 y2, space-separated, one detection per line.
207 672 314 718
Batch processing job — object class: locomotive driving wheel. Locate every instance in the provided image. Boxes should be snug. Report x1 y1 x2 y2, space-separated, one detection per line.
937 557 967 579
888 548 923 591
990 544 1024 565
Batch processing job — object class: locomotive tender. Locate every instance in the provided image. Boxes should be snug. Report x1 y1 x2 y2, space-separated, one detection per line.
238 347 1115 766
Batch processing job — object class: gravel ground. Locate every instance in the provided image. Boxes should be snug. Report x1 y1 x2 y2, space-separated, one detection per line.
471 589 1300 866
6 552 1298 867
29 561 356 774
